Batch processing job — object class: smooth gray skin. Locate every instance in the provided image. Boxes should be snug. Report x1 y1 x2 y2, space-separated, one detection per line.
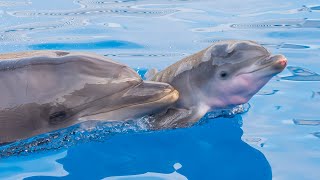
147 40 287 129
0 51 178 144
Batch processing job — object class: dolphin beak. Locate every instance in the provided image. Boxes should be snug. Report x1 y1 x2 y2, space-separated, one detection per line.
272 55 287 70
239 54 288 76
275 55 288 69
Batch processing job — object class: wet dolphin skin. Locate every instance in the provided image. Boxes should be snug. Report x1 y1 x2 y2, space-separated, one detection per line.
147 40 287 128
0 51 178 144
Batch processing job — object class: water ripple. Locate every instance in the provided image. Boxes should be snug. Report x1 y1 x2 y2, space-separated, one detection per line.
257 90 279 96
194 39 224 43
281 66 320 81
103 163 187 180
8 8 179 17
0 1 31 7
1 18 88 34
0 119 150 158
243 137 267 147
299 5 320 12
75 0 139 8
0 33 30 42
231 19 320 29
310 6 320 11
105 52 186 57
311 91 320 99
196 39 310 50
29 40 143 50
293 119 320 126
0 105 249 158
0 18 89 43
312 132 320 138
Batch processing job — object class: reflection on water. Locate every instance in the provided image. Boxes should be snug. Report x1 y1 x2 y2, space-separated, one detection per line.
0 0 320 179
105 52 186 58
242 136 267 147
0 151 68 180
195 39 311 50
257 90 279 96
29 116 271 180
8 8 179 17
0 118 150 158
29 40 143 50
311 91 320 99
1 116 272 180
1 18 87 34
313 132 320 138
293 119 320 126
103 163 187 180
231 19 320 29
0 103 248 158
0 1 31 7
281 66 320 81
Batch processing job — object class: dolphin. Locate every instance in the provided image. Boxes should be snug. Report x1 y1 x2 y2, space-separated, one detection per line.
146 40 287 128
0 51 179 144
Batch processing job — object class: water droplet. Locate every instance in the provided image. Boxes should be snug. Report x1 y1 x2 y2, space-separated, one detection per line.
174 163 182 170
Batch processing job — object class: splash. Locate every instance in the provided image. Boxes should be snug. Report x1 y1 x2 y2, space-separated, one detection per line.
0 117 151 158
205 103 250 119
0 104 249 158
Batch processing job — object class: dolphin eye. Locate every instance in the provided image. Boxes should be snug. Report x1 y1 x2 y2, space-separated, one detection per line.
49 111 67 124
219 71 228 79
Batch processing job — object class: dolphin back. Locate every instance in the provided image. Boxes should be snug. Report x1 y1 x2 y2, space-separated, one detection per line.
150 48 207 83
0 51 142 143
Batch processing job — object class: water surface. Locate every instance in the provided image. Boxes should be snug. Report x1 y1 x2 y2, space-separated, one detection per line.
0 0 320 179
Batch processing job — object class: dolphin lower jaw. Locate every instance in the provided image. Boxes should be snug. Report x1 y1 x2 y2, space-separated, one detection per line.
207 95 249 110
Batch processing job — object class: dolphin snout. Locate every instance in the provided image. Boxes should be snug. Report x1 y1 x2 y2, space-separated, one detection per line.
271 54 287 70
258 54 287 69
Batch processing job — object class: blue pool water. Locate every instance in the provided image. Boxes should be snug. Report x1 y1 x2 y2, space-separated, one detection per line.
0 0 320 179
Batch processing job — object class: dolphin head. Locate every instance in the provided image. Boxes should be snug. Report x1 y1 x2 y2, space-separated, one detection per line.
198 40 287 109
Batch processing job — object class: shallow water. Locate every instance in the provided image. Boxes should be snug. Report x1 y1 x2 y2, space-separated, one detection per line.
0 0 320 179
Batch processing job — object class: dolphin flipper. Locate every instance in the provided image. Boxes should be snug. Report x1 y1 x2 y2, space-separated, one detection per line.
150 106 208 129
150 108 192 129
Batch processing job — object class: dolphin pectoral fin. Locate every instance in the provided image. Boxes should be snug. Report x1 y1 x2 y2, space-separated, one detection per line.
150 104 210 129
145 68 159 80
150 107 202 129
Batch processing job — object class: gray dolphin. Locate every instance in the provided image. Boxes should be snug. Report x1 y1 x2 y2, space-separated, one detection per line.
146 40 287 128
0 51 179 144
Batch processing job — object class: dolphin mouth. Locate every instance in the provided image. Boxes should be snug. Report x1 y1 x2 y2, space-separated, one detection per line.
238 54 287 75
126 89 179 109
119 88 179 110
78 88 179 121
